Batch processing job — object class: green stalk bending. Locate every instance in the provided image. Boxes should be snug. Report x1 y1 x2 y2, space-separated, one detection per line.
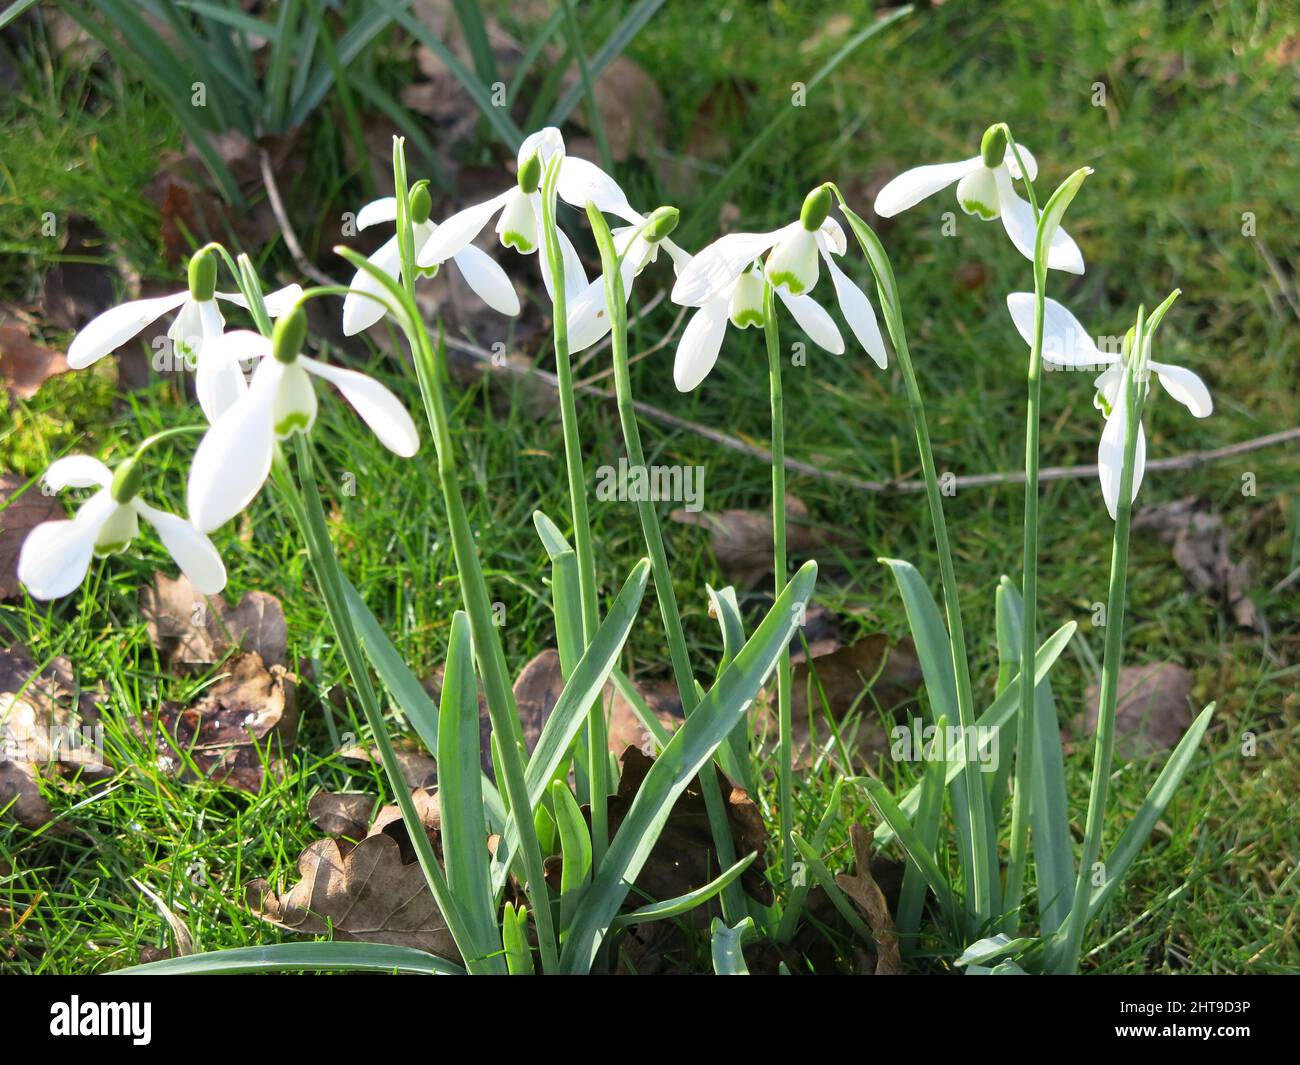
381 139 559 972
1054 309 1147 972
538 155 608 863
584 203 746 924
833 194 996 930
763 281 796 887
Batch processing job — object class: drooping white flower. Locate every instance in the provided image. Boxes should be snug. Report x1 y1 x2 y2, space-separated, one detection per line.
67 249 302 422
17 455 226 600
415 127 633 305
669 184 888 391
341 183 520 336
186 310 419 533
874 126 1085 274
566 204 691 353
1006 293 1211 518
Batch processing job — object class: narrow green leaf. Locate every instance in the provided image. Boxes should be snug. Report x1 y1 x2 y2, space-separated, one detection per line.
111 941 463 976
710 917 754 975
861 780 960 930
1034 166 1092 283
775 778 843 943
896 714 948 940
611 853 756 929
561 562 819 972
553 779 593 932
547 0 667 125
956 933 1038 967
790 832 875 944
502 904 533 975
706 583 752 790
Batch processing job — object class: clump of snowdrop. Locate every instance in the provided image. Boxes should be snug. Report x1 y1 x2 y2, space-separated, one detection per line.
669 183 888 391
874 125 1085 274
1007 292 1211 517
18 452 225 600
67 246 302 421
342 181 520 336
187 306 420 533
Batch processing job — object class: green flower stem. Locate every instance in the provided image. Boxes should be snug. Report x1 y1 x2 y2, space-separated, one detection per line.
538 156 608 864
1004 126 1044 935
272 441 503 974
832 196 995 929
585 203 746 924
387 139 560 973
762 280 795 886
1054 311 1147 973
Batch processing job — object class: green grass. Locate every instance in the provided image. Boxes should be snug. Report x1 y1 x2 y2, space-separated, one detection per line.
2 0 1298 973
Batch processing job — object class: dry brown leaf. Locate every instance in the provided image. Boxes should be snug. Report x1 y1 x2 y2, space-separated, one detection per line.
834 824 904 975
339 742 439 790
140 571 288 668
605 676 682 755
1133 497 1259 630
0 324 70 400
0 474 65 600
41 216 122 334
144 652 297 793
307 792 376 839
566 55 666 162
368 787 445 865
247 833 458 958
671 496 847 588
1079 662 1195 758
0 645 107 829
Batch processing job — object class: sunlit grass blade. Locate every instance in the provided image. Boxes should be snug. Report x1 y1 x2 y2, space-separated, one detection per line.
790 832 874 943
111 941 464 976
775 778 844 943
860 780 960 932
896 715 948 943
560 561 819 972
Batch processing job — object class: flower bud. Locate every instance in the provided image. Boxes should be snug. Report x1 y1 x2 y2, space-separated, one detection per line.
643 205 680 243
409 181 432 225
799 184 832 231
271 304 308 364
110 455 145 504
188 248 217 302
517 151 542 195
980 124 1008 169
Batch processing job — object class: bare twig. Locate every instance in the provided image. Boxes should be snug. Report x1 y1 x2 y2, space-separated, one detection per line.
260 149 335 289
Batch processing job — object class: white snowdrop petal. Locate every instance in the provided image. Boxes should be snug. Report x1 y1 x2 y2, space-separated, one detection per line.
452 243 521 316
1003 143 1038 181
519 126 565 168
1097 402 1147 520
956 167 1001 220
187 359 282 532
1005 293 1112 368
17 490 117 600
674 297 731 392
764 228 820 296
819 217 847 256
300 357 419 457
194 299 246 423
134 501 227 594
43 455 113 491
566 276 615 353
342 235 402 336
825 253 887 368
418 189 513 266
671 228 787 307
556 155 639 223
67 291 189 369
272 362 318 439
996 170 1084 274
776 288 844 355
1149 360 1213 417
356 197 398 231
872 156 983 217
216 285 304 317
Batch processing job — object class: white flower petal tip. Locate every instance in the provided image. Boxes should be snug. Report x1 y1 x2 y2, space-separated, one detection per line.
872 156 983 217
417 190 513 267
67 291 190 369
42 455 113 492
341 236 402 336
453 244 520 316
674 299 730 392
1005 294 1113 369
135 502 227 594
826 257 887 368
16 490 118 600
301 358 420 458
671 229 786 306
765 228 820 296
1149 360 1213 418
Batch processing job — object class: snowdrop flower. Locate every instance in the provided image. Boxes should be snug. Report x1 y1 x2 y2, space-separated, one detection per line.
566 204 691 353
187 307 419 533
415 127 634 304
341 181 520 336
18 453 226 600
67 247 303 422
1007 293 1211 518
669 184 887 391
874 125 1085 274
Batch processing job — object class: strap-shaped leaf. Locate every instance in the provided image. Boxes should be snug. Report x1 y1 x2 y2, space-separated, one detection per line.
611 852 755 930
560 561 819 972
111 941 464 976
710 917 755 975
553 779 593 932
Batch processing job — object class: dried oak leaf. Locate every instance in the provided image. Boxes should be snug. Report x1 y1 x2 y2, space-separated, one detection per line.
339 741 439 790
0 324 70 400
140 571 288 668
0 645 107 829
41 216 121 333
566 55 666 162
671 496 849 589
1080 662 1194 758
605 676 682 756
307 792 376 840
1133 497 1259 630
834 824 904 975
608 746 773 909
247 833 458 959
0 474 64 600
145 652 297 793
